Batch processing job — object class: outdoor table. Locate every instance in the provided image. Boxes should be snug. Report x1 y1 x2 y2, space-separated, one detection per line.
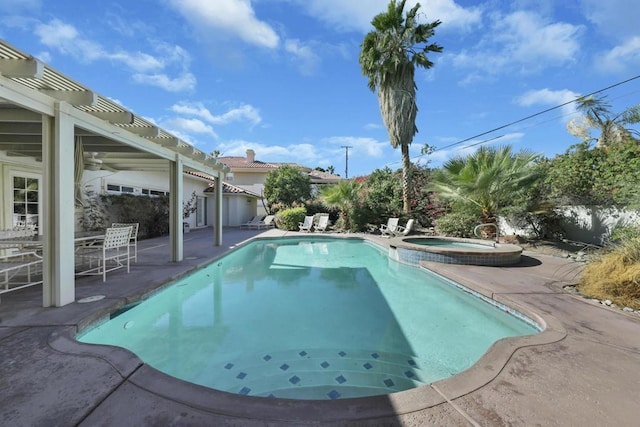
0 231 105 252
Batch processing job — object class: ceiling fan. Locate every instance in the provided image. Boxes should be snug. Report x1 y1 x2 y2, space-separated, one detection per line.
84 152 104 171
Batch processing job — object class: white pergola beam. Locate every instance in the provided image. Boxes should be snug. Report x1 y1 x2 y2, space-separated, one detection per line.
0 57 44 78
89 111 134 124
0 107 42 122
41 89 98 106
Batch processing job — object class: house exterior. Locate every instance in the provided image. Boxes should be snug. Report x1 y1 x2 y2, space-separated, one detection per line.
0 40 227 307
188 170 262 227
217 149 344 220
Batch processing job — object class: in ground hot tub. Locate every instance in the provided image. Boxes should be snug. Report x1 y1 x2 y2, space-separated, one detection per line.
390 236 522 266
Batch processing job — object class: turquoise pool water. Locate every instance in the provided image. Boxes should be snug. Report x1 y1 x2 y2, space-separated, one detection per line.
78 237 538 400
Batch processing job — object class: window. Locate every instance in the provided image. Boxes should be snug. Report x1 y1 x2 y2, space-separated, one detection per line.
106 183 168 197
12 176 39 230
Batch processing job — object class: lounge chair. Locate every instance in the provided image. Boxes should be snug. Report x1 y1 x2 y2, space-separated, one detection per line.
380 218 399 237
299 215 314 232
250 215 276 229
391 219 414 237
313 215 330 232
240 215 264 229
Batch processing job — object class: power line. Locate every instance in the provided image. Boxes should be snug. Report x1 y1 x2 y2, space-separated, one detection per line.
433 73 640 153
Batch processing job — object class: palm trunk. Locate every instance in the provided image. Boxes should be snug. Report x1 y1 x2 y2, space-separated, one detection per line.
402 143 412 213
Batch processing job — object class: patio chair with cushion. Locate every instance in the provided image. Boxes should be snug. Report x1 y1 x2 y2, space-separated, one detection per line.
299 215 315 232
380 218 399 237
112 222 139 262
76 226 133 282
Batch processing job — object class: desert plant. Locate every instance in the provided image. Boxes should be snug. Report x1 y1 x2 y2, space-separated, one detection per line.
578 237 640 310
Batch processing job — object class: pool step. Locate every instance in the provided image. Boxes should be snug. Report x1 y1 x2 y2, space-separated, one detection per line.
206 348 458 399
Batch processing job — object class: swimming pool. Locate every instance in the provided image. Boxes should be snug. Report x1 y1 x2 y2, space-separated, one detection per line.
78 237 539 400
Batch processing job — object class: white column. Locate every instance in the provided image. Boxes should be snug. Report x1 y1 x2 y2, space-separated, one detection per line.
169 157 183 262
214 174 223 246
42 102 76 306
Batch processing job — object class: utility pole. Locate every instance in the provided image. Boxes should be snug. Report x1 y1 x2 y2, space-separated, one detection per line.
341 145 352 178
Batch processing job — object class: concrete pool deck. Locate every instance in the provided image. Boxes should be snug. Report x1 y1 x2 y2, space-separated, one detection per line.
1 227 639 426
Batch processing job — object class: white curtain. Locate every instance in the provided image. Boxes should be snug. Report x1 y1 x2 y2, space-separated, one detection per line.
74 135 84 207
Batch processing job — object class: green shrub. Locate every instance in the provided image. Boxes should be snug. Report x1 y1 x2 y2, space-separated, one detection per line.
609 225 640 245
434 210 479 237
276 206 307 231
104 194 169 238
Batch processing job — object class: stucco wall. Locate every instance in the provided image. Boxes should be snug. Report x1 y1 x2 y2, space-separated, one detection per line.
500 206 640 245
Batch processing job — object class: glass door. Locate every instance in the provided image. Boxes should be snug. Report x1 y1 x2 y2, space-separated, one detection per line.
12 176 40 231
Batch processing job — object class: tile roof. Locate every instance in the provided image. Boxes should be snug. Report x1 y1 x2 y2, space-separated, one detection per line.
184 170 260 197
216 156 279 170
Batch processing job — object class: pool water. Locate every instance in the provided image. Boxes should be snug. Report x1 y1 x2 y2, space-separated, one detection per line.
78 238 538 400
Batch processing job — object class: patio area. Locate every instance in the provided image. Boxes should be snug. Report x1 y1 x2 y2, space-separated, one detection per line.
1 227 639 426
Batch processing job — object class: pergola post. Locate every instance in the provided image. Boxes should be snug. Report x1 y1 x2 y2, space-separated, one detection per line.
169 156 184 262
214 174 223 246
42 102 76 306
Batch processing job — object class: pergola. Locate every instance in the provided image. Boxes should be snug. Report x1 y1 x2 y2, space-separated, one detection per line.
0 40 228 307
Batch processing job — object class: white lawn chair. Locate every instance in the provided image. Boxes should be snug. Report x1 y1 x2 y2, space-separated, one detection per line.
313 215 330 232
380 218 399 237
240 215 264 229
112 222 139 263
298 215 314 232
391 219 415 237
76 226 133 282
250 215 276 229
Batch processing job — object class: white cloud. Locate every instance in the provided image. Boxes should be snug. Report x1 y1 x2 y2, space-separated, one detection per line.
167 0 279 48
449 11 583 78
34 19 104 61
133 72 196 93
594 36 640 75
581 0 640 40
171 102 262 127
33 19 196 92
167 117 217 136
516 88 580 118
285 39 321 76
212 135 388 170
323 136 387 158
285 0 481 33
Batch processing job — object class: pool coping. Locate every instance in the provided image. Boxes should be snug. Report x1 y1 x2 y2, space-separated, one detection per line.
58 233 568 423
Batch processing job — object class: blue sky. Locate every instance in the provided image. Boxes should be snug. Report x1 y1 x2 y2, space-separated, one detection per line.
2 0 639 177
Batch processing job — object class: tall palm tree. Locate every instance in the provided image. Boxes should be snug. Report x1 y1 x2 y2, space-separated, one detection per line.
360 0 442 214
428 145 541 224
567 95 640 147
319 180 361 231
